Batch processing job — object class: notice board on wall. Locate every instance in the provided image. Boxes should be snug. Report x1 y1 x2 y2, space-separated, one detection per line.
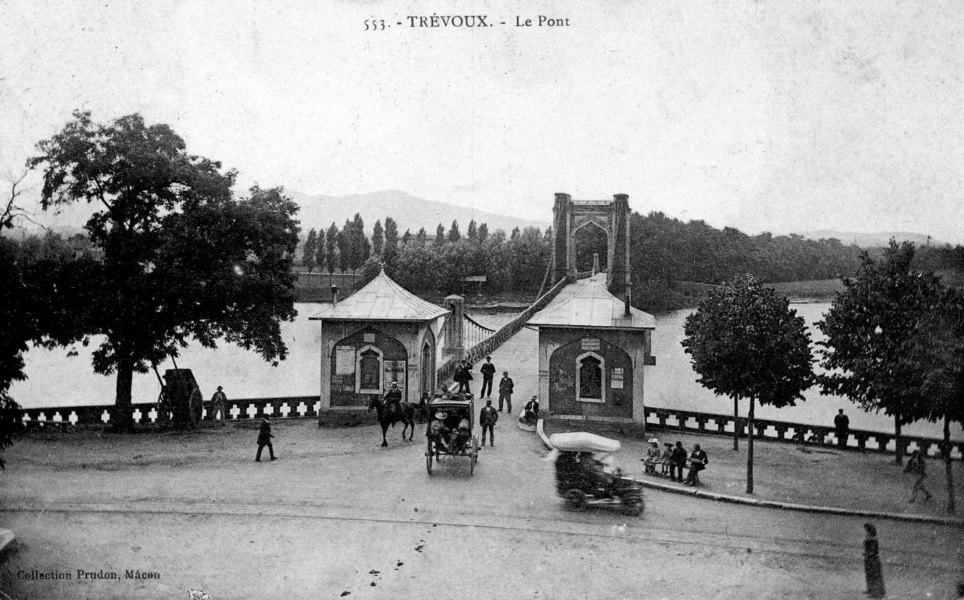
384 360 406 391
335 346 355 375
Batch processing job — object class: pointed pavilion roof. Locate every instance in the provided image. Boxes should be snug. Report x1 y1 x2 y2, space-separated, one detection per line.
527 275 655 330
309 270 448 322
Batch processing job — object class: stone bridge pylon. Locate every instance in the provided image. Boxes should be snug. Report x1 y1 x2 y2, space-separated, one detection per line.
550 193 632 302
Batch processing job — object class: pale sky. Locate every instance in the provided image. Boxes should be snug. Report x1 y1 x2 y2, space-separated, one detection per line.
1 1 962 242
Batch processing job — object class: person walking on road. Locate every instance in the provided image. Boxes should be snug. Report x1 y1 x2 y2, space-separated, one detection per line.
255 415 276 462
905 449 933 503
834 409 850 449
480 356 496 399
498 371 514 413
670 441 688 483
480 400 499 447
210 385 227 426
862 523 886 598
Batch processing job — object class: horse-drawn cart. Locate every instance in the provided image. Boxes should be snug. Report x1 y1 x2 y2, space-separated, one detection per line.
425 394 479 476
155 368 204 428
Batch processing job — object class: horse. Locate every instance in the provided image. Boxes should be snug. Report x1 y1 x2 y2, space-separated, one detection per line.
368 394 416 447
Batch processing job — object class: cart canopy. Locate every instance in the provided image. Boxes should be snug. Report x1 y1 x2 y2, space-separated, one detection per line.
549 432 621 453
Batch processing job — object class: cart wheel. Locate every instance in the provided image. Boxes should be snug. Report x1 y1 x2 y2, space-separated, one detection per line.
426 439 434 475
621 492 644 517
188 389 203 427
565 489 588 512
156 392 171 424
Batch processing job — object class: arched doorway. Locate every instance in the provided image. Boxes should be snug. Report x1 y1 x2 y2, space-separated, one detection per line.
572 222 609 273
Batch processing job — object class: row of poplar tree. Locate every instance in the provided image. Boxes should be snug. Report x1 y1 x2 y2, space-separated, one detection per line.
682 241 964 513
301 217 551 295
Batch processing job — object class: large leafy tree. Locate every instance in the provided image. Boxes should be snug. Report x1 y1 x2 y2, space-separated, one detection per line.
1 234 104 465
817 241 943 464
907 286 964 513
682 274 813 493
28 111 300 430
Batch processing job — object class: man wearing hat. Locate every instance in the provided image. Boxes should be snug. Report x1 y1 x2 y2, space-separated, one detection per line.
498 371 514 413
255 415 276 462
384 382 402 418
479 356 496 399
480 399 499 447
429 410 450 451
210 385 227 426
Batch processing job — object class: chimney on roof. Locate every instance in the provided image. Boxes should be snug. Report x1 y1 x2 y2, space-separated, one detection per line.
331 285 339 307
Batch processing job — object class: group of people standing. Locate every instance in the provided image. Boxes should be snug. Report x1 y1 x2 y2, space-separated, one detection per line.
643 439 708 486
454 355 517 414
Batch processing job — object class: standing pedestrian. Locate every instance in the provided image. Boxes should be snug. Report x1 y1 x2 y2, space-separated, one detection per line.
480 399 499 447
905 449 933 503
862 523 886 598
834 409 850 449
670 441 688 483
255 415 276 462
210 385 227 426
458 359 473 395
498 371 514 413
479 356 496 399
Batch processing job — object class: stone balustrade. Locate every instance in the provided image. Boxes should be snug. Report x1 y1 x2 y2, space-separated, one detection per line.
19 398 962 461
19 396 323 429
641 407 963 460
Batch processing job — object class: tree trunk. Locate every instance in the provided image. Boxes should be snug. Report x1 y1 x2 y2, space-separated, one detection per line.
945 415 956 514
746 397 755 494
112 359 135 432
733 396 740 452
894 412 903 465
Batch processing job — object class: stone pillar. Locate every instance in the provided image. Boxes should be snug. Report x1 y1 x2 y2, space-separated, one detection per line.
443 295 464 361
551 193 571 285
610 194 630 297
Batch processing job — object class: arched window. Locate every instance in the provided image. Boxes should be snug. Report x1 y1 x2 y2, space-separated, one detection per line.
576 352 605 403
356 345 383 394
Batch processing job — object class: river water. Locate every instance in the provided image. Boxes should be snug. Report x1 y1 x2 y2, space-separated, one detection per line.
11 302 957 440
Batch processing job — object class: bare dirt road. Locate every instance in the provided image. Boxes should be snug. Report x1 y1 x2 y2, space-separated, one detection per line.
1 418 961 599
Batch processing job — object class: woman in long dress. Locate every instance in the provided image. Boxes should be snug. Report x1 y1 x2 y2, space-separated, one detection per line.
863 523 885 598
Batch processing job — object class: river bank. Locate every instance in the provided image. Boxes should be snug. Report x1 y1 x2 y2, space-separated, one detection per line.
10 300 962 442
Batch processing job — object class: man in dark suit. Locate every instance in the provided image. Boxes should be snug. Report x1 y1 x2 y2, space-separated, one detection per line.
480 400 499 447
458 359 473 395
834 409 850 448
684 444 708 485
255 416 276 462
479 356 496 399
670 441 687 482
498 371 514 413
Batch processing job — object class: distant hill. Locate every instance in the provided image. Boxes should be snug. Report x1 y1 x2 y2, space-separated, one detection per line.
796 230 943 248
288 190 550 238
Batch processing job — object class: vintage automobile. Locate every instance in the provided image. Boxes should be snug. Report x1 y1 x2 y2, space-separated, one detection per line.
549 431 644 516
425 393 479 476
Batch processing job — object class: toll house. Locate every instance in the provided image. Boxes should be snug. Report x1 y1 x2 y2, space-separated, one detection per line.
310 270 448 410
527 274 655 424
